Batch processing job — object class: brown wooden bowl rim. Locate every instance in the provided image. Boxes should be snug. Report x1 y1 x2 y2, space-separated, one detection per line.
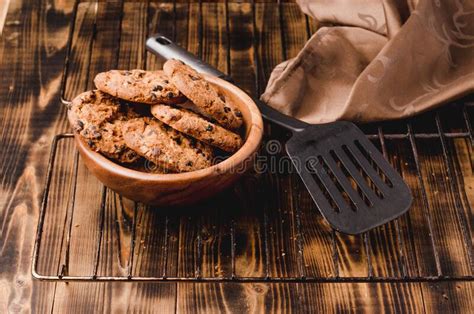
72 75 264 182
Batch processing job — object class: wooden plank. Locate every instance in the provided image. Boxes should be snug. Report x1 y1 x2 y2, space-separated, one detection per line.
228 2 256 97
175 2 234 280
366 138 407 278
35 139 76 276
276 7 333 277
450 137 474 254
255 2 282 94
306 15 319 37
201 2 228 74
385 138 439 277
254 2 300 278
63 2 96 101
52 1 125 310
280 3 307 60
296 177 337 277
136 1 183 277
117 1 148 70
146 1 177 70
63 0 123 275
417 138 472 275
298 282 425 313
177 282 427 313
126 3 181 310
96 193 134 277
177 283 300 313
422 282 474 313
0 0 75 312
52 282 176 312
95 0 146 279
452 138 474 247
227 2 266 278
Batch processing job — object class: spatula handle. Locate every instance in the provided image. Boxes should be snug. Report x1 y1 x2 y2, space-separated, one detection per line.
146 34 309 133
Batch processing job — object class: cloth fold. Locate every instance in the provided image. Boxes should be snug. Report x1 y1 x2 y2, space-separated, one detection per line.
262 0 474 124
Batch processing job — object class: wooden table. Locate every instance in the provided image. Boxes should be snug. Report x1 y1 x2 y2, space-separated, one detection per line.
1 0 473 312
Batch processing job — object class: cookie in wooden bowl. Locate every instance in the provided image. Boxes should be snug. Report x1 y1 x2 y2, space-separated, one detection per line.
151 104 243 153
94 69 186 105
163 59 243 130
68 90 140 163
122 117 214 173
68 74 263 206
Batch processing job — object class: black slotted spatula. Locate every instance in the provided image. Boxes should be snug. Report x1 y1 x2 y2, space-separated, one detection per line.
146 34 413 235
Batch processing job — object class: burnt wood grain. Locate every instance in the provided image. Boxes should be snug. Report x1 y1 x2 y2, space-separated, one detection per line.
1 0 474 313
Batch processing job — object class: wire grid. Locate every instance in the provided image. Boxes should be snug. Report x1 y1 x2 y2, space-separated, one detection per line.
32 0 474 283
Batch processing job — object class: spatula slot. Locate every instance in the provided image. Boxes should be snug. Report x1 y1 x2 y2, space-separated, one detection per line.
354 140 394 188
329 150 373 207
342 144 385 199
306 158 341 213
318 156 358 212
306 157 358 212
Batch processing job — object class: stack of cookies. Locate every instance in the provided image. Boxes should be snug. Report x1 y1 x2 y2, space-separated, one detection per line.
68 60 244 173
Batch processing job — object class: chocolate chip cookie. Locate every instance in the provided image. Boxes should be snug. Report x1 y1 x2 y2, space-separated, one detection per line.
151 104 243 153
175 99 214 121
163 59 243 130
68 90 140 163
94 69 186 105
122 117 214 172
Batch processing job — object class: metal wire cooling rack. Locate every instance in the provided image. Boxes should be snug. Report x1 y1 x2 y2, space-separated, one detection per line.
33 125 474 283
32 0 474 283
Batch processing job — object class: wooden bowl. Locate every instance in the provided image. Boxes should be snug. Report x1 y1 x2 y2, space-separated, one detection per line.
70 75 263 206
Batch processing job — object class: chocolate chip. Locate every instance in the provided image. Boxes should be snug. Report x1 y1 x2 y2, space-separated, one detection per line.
173 137 182 145
153 85 163 91
224 107 231 113
206 124 213 131
92 131 102 139
125 151 137 160
218 94 226 102
163 79 169 84
167 92 174 98
74 120 84 131
150 93 157 101
235 110 243 118
186 161 193 167
87 139 94 148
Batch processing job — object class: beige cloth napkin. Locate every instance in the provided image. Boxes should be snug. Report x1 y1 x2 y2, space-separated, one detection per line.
262 0 474 123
